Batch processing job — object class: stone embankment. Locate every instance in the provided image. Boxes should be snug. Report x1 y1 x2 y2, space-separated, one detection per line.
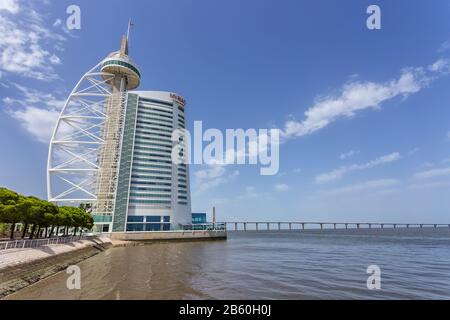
0 237 112 298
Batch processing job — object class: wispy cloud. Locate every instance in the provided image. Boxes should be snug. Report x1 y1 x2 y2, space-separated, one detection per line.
438 40 450 53
315 152 401 184
339 150 360 160
236 186 262 200
408 180 450 190
11 107 61 143
281 59 450 139
408 147 420 156
52 18 62 27
201 185 266 207
193 164 240 194
413 166 450 180
0 0 19 13
4 84 66 143
274 184 290 192
0 0 66 80
321 179 400 197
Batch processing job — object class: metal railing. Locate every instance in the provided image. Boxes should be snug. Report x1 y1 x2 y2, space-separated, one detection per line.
0 235 93 251
180 223 227 232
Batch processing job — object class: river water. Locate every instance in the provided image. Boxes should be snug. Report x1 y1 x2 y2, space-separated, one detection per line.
6 228 450 300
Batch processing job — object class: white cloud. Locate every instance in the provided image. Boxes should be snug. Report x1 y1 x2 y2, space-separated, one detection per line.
5 84 66 143
419 162 434 169
408 147 420 156
439 40 450 53
236 186 261 200
321 179 400 197
339 150 360 160
11 106 60 143
49 54 61 65
413 167 450 180
428 59 450 72
281 60 450 139
316 152 401 183
195 165 226 181
275 184 290 192
408 180 450 190
0 0 65 80
0 0 19 13
52 18 62 27
5 83 65 108
193 165 240 194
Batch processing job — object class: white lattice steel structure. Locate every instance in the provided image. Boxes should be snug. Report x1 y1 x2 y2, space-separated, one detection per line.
47 35 140 217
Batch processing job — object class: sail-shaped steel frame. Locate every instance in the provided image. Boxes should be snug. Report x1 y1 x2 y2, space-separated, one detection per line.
47 61 120 207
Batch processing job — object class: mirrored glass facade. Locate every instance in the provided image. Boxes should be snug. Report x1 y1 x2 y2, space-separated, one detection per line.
111 91 192 232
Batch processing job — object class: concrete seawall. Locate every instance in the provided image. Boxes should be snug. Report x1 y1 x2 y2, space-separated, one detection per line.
0 237 112 298
108 230 227 242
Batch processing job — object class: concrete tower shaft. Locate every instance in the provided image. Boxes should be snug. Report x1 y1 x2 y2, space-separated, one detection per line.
94 36 140 216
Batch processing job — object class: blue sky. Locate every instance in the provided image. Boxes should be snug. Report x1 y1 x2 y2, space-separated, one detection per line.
1 0 450 223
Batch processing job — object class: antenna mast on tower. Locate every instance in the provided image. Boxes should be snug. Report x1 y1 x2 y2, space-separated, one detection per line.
127 19 134 42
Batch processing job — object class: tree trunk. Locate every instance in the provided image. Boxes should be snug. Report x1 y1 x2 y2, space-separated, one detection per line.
35 227 41 239
21 223 28 239
73 227 77 236
44 227 48 238
56 226 60 237
49 226 55 238
9 223 16 240
29 225 36 240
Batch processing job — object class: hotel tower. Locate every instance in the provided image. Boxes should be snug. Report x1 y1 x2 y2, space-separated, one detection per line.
47 33 192 233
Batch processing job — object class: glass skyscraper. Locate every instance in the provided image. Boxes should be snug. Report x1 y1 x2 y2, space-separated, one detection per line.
111 91 192 233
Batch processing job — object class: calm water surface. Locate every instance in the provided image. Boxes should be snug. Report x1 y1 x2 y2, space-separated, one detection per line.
7 228 450 300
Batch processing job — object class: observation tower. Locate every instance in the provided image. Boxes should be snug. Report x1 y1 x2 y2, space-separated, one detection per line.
47 27 192 233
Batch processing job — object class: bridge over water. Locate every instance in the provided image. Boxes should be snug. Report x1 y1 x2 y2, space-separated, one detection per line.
219 222 450 231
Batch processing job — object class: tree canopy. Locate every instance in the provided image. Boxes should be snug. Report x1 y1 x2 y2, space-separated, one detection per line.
0 188 94 240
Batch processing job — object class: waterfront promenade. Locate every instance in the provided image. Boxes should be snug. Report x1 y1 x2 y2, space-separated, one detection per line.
0 236 115 298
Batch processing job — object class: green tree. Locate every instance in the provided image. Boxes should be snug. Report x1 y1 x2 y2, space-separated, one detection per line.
0 187 94 240
19 197 40 239
0 188 23 239
51 211 66 237
28 199 58 239
59 206 75 236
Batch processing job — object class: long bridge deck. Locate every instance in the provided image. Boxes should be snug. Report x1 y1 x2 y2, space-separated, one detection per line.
219 222 450 231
